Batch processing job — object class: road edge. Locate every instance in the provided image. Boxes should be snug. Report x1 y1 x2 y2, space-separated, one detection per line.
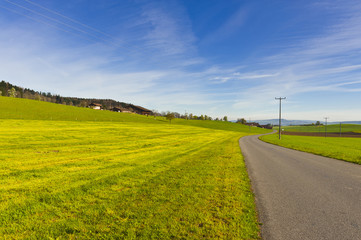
238 131 276 239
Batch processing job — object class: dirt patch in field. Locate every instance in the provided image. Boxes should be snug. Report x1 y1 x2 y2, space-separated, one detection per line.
282 131 361 138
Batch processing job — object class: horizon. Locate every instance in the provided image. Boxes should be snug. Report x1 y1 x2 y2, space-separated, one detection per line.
1 0 361 121
252 119 361 123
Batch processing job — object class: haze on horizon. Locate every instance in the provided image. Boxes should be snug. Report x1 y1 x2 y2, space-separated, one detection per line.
1 0 360 122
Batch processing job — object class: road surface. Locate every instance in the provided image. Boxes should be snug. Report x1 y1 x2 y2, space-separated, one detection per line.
239 133 361 240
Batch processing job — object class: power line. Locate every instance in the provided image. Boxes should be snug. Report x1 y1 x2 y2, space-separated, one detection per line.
23 0 113 38
1 0 187 66
2 0 145 54
4 0 116 45
324 117 329 138
275 97 286 140
0 4 102 44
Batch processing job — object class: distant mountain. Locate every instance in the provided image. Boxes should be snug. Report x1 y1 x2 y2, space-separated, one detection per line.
338 121 361 125
254 119 316 126
254 119 361 126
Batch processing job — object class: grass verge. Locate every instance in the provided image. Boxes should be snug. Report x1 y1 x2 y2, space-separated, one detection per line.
280 124 361 133
260 133 361 164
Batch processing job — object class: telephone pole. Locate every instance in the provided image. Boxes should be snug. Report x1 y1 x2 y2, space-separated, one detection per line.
324 117 329 138
275 97 286 139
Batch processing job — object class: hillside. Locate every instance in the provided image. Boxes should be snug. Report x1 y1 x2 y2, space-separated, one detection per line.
0 80 134 111
0 96 270 134
0 95 154 123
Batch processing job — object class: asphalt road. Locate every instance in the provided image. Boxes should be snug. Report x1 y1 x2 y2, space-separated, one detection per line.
239 133 361 240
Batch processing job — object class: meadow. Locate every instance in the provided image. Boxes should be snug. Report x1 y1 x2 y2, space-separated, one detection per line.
260 134 361 165
0 96 269 239
280 124 361 133
0 96 265 134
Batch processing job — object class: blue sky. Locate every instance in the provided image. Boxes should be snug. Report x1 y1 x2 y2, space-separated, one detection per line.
1 0 361 121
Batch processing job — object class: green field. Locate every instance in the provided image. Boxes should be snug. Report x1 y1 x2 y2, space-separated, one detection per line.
260 134 361 164
0 96 266 134
280 124 361 133
0 96 269 239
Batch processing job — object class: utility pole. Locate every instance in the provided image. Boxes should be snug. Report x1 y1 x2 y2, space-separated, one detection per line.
324 117 329 138
275 97 286 139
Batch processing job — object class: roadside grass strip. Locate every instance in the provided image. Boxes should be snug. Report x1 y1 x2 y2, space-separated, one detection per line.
260 134 361 164
280 124 361 133
0 119 260 239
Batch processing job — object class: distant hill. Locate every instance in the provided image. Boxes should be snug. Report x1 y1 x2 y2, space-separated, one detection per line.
254 119 316 126
339 121 361 125
0 95 154 123
0 80 140 112
254 119 361 126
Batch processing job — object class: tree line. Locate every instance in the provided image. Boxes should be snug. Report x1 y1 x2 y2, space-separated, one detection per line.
1 80 238 123
153 110 229 123
0 80 131 110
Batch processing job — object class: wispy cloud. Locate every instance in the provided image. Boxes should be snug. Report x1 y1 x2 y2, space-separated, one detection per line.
1 1 361 120
202 5 248 44
210 72 278 84
139 1 196 56
224 1 361 119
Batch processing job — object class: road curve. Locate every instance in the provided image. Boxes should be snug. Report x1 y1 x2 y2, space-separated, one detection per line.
239 133 361 240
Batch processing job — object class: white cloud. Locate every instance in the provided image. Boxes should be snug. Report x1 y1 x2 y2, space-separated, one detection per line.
1 1 361 121
225 2 361 120
202 5 248 44
211 71 278 84
139 1 197 57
